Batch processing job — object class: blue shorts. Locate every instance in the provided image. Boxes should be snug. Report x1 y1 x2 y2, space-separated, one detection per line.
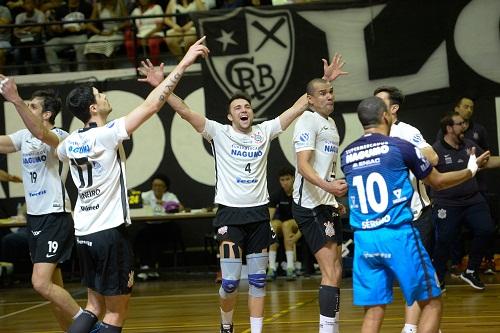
353 224 441 306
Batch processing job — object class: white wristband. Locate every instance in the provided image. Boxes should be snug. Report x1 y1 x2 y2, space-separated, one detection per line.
467 154 478 177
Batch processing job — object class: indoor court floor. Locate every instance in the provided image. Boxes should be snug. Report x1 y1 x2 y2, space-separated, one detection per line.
1 273 499 332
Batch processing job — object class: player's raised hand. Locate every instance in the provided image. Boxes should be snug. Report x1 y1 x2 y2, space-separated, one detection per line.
137 59 165 88
322 53 348 82
0 75 21 104
179 36 209 68
475 149 490 169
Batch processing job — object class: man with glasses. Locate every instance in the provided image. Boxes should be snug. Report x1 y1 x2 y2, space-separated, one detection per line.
431 111 500 290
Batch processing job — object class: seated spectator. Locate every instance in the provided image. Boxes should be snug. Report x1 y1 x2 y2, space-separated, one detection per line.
5 0 24 18
13 0 45 74
84 0 128 69
164 0 204 59
0 5 12 74
135 173 184 280
0 202 29 277
125 0 164 66
267 166 302 281
44 0 92 72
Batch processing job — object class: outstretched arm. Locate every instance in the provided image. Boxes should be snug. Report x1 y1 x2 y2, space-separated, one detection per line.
424 153 477 190
0 76 60 148
125 36 209 135
0 169 22 182
138 58 206 133
420 146 439 166
278 94 309 131
0 135 16 153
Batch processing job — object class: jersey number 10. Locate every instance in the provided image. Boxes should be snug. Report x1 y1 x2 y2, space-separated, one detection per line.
352 172 389 214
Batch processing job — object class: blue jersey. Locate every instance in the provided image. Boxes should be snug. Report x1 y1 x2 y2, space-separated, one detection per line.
341 133 432 230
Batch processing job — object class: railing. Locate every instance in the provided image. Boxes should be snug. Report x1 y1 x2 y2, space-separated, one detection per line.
1 11 198 76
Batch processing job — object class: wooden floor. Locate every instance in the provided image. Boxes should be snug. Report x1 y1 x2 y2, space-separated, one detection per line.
1 272 499 332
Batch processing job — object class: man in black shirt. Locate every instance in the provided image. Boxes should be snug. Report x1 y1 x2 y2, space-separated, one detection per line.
267 166 301 281
431 111 500 290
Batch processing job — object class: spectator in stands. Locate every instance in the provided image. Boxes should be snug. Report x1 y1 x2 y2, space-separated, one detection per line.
135 173 184 280
5 0 24 17
266 166 301 281
44 0 92 72
164 0 204 59
13 0 45 74
0 5 12 74
84 0 128 69
125 0 164 66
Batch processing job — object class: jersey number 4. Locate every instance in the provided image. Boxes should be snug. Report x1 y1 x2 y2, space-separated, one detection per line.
71 157 93 188
352 172 388 214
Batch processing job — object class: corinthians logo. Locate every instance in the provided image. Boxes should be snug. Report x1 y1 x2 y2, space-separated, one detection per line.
199 7 294 117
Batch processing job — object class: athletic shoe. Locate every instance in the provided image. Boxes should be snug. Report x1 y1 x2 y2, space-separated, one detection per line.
460 271 485 290
286 268 297 281
483 259 497 275
220 323 233 333
148 271 160 279
137 272 148 281
266 268 276 281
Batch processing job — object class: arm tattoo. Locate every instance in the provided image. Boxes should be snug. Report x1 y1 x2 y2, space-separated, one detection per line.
159 71 183 101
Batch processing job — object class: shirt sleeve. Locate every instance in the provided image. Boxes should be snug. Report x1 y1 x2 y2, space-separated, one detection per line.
202 119 223 142
8 130 24 152
57 139 68 161
101 117 129 150
293 113 316 152
264 117 282 140
397 139 433 180
399 123 430 149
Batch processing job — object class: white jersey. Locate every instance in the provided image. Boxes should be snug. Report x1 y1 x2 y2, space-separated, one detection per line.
202 118 282 207
293 111 339 209
390 120 431 219
57 118 130 236
9 128 71 215
141 190 180 211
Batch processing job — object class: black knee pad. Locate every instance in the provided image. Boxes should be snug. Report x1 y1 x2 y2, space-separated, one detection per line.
68 310 98 333
319 285 340 318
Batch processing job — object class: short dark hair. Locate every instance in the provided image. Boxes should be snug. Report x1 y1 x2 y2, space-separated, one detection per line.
357 96 387 129
373 86 405 106
278 166 295 178
440 111 460 134
31 89 62 125
152 173 171 190
227 91 252 113
306 78 329 95
66 85 96 124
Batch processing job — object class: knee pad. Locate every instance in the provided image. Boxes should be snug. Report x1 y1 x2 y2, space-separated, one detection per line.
319 285 340 317
247 253 268 297
219 257 242 299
